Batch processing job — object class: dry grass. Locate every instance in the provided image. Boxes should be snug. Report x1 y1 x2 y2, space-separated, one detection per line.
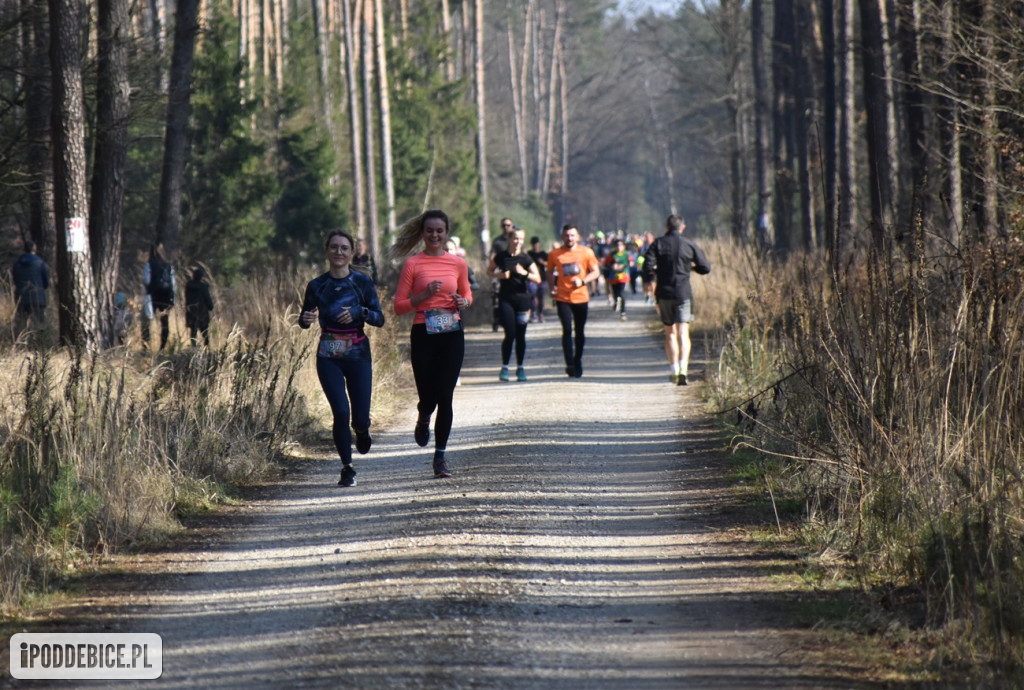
708 236 1024 676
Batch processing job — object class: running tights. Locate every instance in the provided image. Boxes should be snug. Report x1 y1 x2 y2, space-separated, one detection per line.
556 300 589 367
410 324 465 450
498 299 528 366
316 355 373 465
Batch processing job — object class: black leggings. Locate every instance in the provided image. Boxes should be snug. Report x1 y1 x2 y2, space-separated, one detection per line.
410 324 465 450
498 298 528 366
556 301 589 367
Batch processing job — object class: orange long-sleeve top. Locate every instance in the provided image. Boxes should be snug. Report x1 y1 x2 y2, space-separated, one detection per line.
393 252 473 324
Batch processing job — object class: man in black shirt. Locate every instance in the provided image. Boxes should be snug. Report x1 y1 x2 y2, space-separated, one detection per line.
642 215 711 385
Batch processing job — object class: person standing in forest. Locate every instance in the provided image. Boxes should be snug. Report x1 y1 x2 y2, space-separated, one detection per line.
643 215 711 385
488 226 542 381
184 267 215 346
11 239 50 335
142 243 175 350
393 210 473 479
548 224 601 378
299 229 385 487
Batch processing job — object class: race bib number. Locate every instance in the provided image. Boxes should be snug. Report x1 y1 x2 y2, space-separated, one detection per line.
561 261 581 276
318 331 360 358
424 308 462 334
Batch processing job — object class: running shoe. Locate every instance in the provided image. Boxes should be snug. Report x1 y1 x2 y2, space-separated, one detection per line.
338 465 357 487
620 313 627 321
433 458 452 478
669 373 678 384
354 428 372 454
414 420 430 447
565 365 576 378
677 373 688 386
516 366 527 382
573 362 583 378
499 365 510 382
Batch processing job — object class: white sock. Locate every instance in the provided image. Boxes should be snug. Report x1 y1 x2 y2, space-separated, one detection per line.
671 363 680 375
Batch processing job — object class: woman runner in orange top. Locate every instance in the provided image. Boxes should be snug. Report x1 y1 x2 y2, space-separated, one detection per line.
393 210 473 478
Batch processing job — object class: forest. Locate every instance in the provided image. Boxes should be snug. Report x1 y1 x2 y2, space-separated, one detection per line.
1 0 1023 678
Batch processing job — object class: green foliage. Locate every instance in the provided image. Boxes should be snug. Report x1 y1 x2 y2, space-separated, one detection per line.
182 1 279 281
387 4 480 244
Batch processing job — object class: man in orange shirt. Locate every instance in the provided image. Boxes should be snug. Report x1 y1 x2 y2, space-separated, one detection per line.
547 224 601 378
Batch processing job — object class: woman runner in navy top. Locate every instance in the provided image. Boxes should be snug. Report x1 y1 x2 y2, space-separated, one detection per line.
299 229 385 487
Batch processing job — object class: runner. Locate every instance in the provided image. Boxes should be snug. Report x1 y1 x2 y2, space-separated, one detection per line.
548 224 601 378
604 237 631 320
527 236 549 322
299 229 386 487
488 226 542 381
393 210 473 479
643 214 711 385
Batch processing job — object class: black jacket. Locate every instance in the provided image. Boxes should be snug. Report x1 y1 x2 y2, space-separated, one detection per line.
642 230 711 302
12 253 49 306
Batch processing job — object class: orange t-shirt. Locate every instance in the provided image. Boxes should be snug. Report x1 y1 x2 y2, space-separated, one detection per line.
394 252 473 324
548 245 599 304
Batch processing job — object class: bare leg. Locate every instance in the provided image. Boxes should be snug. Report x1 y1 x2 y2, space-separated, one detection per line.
663 324 680 371
679 322 692 376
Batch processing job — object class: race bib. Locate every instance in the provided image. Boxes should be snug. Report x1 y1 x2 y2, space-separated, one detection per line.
424 308 462 334
561 261 581 276
318 330 362 358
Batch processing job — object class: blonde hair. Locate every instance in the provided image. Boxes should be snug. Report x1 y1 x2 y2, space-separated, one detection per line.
390 209 450 259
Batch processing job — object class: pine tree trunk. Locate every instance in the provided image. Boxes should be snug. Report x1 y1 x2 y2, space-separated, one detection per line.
860 0 898 249
540 7 562 198
156 0 200 259
342 0 366 240
473 0 489 258
506 1 527 201
90 0 130 348
374 0 395 240
27 0 57 263
361 0 380 256
836 0 856 261
937 0 962 243
49 0 98 348
751 0 773 253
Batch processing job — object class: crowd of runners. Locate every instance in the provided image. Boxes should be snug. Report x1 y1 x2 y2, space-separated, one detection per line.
298 211 709 487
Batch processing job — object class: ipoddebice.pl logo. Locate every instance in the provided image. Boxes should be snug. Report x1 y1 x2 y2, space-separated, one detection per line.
10 633 162 680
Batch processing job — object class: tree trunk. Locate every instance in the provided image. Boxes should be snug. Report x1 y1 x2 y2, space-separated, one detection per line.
49 0 98 348
540 6 562 198
374 0 395 239
342 0 366 240
771 0 796 254
506 1 528 201
155 0 200 259
859 0 898 249
361 0 380 256
473 0 489 258
90 0 130 349
722 0 745 242
977 0 1000 241
836 0 856 262
312 0 332 120
27 0 57 264
821 0 837 258
557 38 568 228
898 0 928 246
937 0 962 244
644 78 677 217
750 0 773 253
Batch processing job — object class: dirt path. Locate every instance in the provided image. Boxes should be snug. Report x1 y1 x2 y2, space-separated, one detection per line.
5 294 888 689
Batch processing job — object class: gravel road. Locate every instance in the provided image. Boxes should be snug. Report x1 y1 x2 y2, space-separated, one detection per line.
5 295 880 689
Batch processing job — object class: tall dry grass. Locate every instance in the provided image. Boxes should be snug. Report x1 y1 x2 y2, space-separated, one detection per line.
710 236 1024 672
0 265 411 614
